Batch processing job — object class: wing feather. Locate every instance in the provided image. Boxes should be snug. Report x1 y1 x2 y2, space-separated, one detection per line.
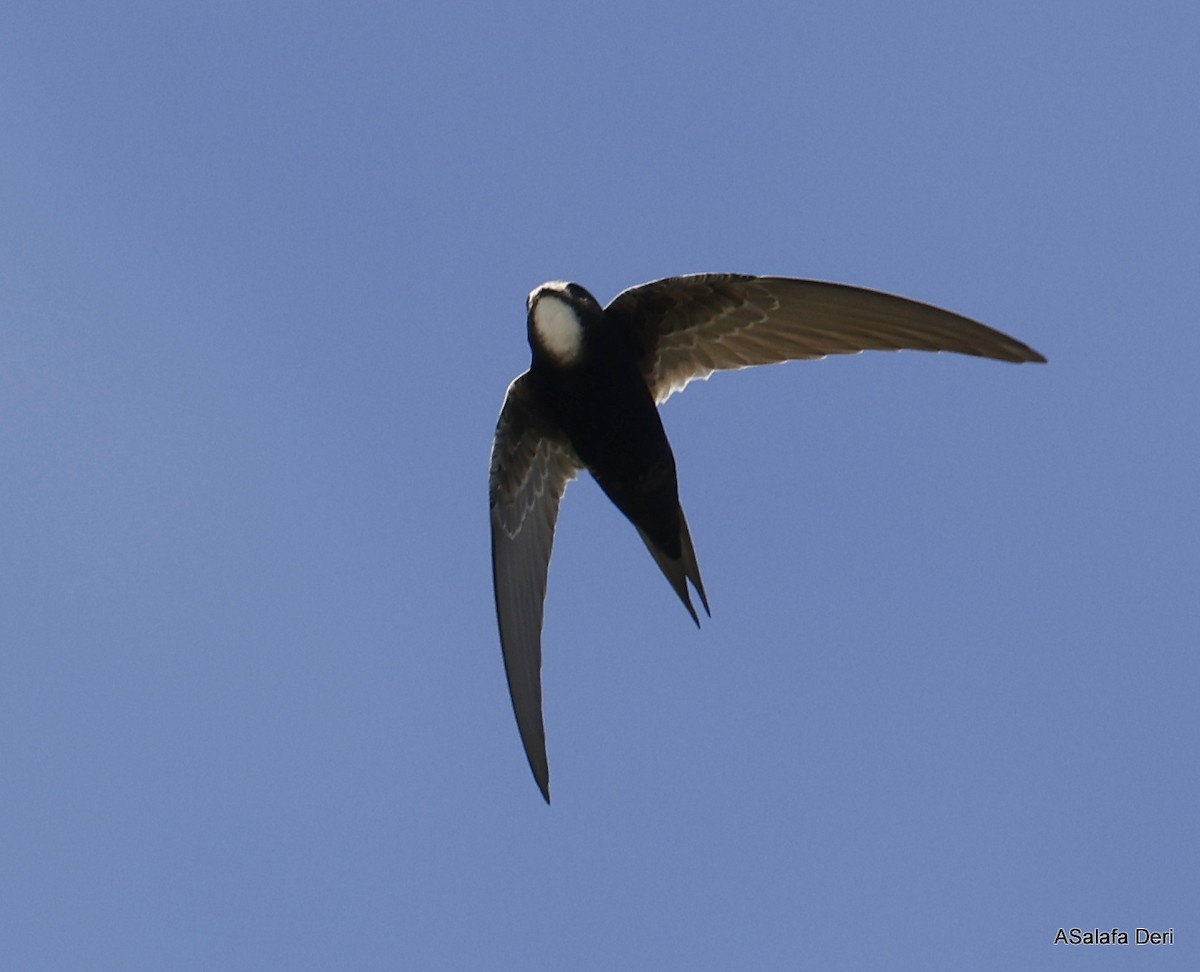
605 274 1046 402
489 373 580 803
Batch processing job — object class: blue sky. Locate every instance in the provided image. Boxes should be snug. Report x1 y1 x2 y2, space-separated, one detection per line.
2 1 1196 968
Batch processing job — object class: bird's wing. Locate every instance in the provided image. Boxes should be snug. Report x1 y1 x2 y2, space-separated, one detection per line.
489 373 581 803
605 274 1047 403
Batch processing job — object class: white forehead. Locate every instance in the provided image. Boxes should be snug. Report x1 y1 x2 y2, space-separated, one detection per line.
530 289 583 365
527 280 571 307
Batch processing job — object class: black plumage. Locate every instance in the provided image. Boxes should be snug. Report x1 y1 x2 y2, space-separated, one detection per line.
489 273 1046 802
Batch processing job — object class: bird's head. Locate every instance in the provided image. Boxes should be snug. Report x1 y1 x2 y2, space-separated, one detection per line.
526 281 602 367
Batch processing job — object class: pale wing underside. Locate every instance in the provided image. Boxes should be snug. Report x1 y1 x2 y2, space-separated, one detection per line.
606 274 1047 403
489 373 581 803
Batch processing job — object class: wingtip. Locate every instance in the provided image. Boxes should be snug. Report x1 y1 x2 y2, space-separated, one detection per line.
1005 341 1047 364
528 755 552 804
526 760 551 803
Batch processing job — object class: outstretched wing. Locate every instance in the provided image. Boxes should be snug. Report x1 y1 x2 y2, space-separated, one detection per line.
489 373 581 803
606 274 1047 402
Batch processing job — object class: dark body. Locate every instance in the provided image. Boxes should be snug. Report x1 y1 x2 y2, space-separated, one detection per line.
526 320 684 565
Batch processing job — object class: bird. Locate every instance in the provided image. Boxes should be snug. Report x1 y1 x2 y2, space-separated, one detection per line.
489 273 1046 802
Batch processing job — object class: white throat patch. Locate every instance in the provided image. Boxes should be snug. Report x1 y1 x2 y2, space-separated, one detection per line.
531 293 584 365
